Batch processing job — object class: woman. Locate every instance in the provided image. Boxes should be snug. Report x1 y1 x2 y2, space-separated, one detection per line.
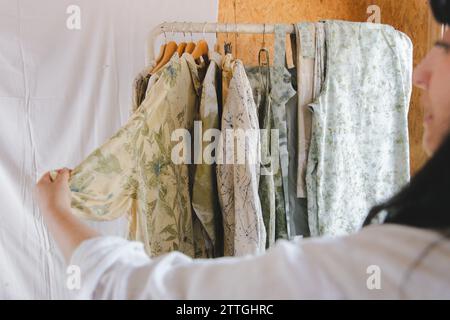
35 0 450 299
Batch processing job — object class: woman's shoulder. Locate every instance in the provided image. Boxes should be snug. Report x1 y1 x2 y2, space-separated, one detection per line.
270 223 447 280
291 224 445 255
348 224 444 245
270 224 450 299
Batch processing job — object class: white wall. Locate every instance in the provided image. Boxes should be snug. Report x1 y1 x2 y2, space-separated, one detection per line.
0 0 218 299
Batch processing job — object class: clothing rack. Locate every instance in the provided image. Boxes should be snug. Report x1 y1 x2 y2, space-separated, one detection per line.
147 22 295 64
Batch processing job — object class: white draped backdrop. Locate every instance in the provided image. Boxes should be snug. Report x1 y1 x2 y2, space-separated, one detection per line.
0 0 218 299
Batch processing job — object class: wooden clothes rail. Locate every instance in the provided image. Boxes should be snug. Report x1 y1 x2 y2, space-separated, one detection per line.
147 22 295 64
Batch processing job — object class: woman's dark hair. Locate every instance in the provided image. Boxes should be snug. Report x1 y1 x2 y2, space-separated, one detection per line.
363 133 450 230
430 0 450 25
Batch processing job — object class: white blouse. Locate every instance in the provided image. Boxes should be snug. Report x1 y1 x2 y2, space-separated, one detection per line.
70 224 450 300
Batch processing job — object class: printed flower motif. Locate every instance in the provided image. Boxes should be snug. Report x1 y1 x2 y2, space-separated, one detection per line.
306 21 412 237
65 55 202 259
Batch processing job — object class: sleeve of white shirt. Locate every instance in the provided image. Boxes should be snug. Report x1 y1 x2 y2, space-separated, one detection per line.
70 225 442 300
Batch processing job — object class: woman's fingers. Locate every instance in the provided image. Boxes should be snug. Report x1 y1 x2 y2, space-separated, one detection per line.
56 168 71 182
37 168 72 187
38 172 52 184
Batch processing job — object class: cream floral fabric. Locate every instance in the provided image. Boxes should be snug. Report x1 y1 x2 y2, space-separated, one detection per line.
217 57 266 257
60 53 210 258
306 21 413 236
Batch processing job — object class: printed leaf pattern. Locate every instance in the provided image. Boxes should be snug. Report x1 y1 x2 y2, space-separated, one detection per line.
217 56 267 257
306 21 412 236
62 54 209 258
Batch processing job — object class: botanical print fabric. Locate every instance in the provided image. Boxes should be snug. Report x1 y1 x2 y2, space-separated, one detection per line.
192 52 224 258
244 25 296 246
306 20 413 236
271 25 296 240
246 58 276 248
59 53 210 258
217 58 266 256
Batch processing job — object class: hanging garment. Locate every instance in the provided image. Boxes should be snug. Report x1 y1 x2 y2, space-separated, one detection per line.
132 57 180 114
245 25 296 245
284 36 309 237
306 20 413 236
192 52 224 258
295 23 314 199
131 58 165 114
271 25 297 240
132 71 151 113
285 89 310 238
217 57 266 257
295 22 326 199
246 52 276 248
55 54 210 258
287 22 326 237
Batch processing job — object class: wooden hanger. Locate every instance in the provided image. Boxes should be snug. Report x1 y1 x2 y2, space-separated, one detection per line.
176 24 189 56
192 40 209 60
191 24 209 61
151 41 178 73
185 42 196 54
177 42 187 56
151 25 178 73
153 26 168 66
154 44 166 65
185 23 196 54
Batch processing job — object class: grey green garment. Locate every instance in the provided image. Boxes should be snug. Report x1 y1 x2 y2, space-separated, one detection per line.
246 25 296 245
306 20 413 236
132 72 151 113
286 78 310 237
246 52 276 248
192 52 224 258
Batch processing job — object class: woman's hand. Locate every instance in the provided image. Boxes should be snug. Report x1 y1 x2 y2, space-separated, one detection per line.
34 167 100 262
34 168 72 217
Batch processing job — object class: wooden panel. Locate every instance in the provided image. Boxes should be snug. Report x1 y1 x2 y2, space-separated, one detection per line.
218 0 434 175
218 0 367 65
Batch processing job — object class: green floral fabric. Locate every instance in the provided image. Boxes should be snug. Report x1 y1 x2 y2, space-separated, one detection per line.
306 21 413 236
271 25 296 240
63 53 210 258
246 57 276 248
245 25 296 246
